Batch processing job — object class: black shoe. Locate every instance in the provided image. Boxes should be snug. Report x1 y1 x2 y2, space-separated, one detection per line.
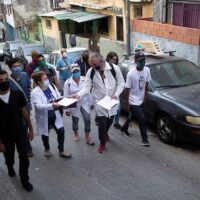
142 141 150 147
8 166 16 177
22 181 33 192
121 129 131 137
114 123 122 129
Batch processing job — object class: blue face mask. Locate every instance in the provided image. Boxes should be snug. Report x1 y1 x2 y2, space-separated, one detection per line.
72 71 81 79
12 66 22 74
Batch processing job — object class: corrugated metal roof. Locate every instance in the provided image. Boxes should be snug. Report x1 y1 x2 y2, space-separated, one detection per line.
54 12 89 20
72 13 107 23
39 10 72 18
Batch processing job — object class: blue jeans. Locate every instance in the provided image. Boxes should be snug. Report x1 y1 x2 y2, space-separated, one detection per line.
72 107 91 133
59 78 66 95
114 103 121 124
130 104 148 142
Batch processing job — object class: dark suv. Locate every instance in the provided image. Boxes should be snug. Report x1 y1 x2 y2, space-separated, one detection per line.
119 54 200 144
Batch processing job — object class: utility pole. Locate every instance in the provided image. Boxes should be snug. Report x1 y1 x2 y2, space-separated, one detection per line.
126 0 131 56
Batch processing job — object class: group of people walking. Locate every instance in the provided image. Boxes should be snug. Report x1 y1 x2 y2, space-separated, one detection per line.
0 47 151 192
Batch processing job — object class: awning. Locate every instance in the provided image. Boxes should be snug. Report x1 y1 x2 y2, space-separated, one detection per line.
72 13 107 23
0 21 5 30
40 11 108 23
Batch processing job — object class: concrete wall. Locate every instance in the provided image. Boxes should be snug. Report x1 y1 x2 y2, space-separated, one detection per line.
65 33 89 49
41 17 61 50
99 37 127 59
132 32 200 66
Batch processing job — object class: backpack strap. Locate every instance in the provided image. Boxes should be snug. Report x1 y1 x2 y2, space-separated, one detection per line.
90 63 116 81
90 68 95 81
109 63 116 80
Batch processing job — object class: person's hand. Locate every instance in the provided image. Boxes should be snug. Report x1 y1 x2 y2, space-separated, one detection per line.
52 102 60 109
71 94 80 99
112 96 117 100
90 105 94 110
28 130 34 141
66 111 70 116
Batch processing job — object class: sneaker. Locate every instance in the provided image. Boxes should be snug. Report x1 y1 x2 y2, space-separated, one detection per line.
73 134 80 141
8 166 16 177
114 123 122 129
86 137 95 146
142 141 150 147
59 152 72 158
98 144 105 153
45 150 53 157
22 181 33 192
121 129 131 137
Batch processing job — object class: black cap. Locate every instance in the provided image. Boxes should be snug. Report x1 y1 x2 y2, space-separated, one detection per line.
135 52 145 62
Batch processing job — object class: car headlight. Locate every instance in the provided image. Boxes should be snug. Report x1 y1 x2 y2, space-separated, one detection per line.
186 116 200 125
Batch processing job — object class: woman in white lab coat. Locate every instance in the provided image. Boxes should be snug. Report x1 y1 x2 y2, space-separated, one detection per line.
31 71 72 158
64 64 94 145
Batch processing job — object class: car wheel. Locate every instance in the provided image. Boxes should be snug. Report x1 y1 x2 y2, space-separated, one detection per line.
156 114 177 144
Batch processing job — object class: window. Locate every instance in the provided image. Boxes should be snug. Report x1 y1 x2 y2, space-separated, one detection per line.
134 5 143 18
46 20 52 29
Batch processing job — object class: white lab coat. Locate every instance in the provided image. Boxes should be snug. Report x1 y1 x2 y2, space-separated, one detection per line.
31 84 64 136
77 62 125 117
63 76 93 117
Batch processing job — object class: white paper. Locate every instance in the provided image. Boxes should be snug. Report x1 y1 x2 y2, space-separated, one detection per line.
97 96 119 110
58 98 77 107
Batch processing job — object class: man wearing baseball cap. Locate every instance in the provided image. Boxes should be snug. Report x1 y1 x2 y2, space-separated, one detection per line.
122 52 151 146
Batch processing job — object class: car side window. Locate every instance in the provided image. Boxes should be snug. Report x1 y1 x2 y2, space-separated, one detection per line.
55 54 60 65
48 53 54 65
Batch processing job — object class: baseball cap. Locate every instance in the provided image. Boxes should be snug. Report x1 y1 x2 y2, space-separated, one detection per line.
135 52 145 62
70 64 80 72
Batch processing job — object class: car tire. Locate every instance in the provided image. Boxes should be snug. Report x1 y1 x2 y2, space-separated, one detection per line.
156 114 177 144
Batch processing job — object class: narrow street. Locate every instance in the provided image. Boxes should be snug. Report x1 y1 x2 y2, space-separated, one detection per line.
1 61 200 200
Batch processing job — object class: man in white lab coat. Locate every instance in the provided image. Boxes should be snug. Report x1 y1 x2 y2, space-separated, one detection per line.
73 53 124 153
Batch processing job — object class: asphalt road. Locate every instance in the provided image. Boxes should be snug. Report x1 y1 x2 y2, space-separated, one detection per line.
1 61 200 200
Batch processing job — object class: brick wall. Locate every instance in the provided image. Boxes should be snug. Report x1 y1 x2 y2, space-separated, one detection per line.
132 19 200 46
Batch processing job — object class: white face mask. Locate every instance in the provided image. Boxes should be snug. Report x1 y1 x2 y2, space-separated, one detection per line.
43 80 49 88
62 52 67 58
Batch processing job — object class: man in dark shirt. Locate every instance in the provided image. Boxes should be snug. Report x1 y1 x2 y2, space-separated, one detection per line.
34 54 59 89
0 70 34 192
75 50 91 76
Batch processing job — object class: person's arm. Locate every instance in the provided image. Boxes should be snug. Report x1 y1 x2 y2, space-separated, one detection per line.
75 69 93 99
113 65 125 99
31 89 57 110
22 107 34 141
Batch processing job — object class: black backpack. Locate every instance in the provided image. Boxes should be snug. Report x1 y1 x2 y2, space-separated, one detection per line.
90 63 116 81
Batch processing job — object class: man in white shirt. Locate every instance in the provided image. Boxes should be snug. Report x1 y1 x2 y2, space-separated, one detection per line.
124 52 151 146
72 53 124 153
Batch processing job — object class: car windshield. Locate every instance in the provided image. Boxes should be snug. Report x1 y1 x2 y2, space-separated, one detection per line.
68 50 85 62
25 46 49 56
10 43 24 50
148 60 200 89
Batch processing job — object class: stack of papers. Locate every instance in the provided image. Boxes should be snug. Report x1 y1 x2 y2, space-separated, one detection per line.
58 98 77 107
97 96 119 110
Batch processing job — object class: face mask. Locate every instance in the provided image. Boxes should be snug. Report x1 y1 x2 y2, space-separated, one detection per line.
43 80 49 88
12 67 22 74
136 60 145 71
39 60 46 68
94 65 101 71
0 80 10 92
72 71 81 79
63 53 67 58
